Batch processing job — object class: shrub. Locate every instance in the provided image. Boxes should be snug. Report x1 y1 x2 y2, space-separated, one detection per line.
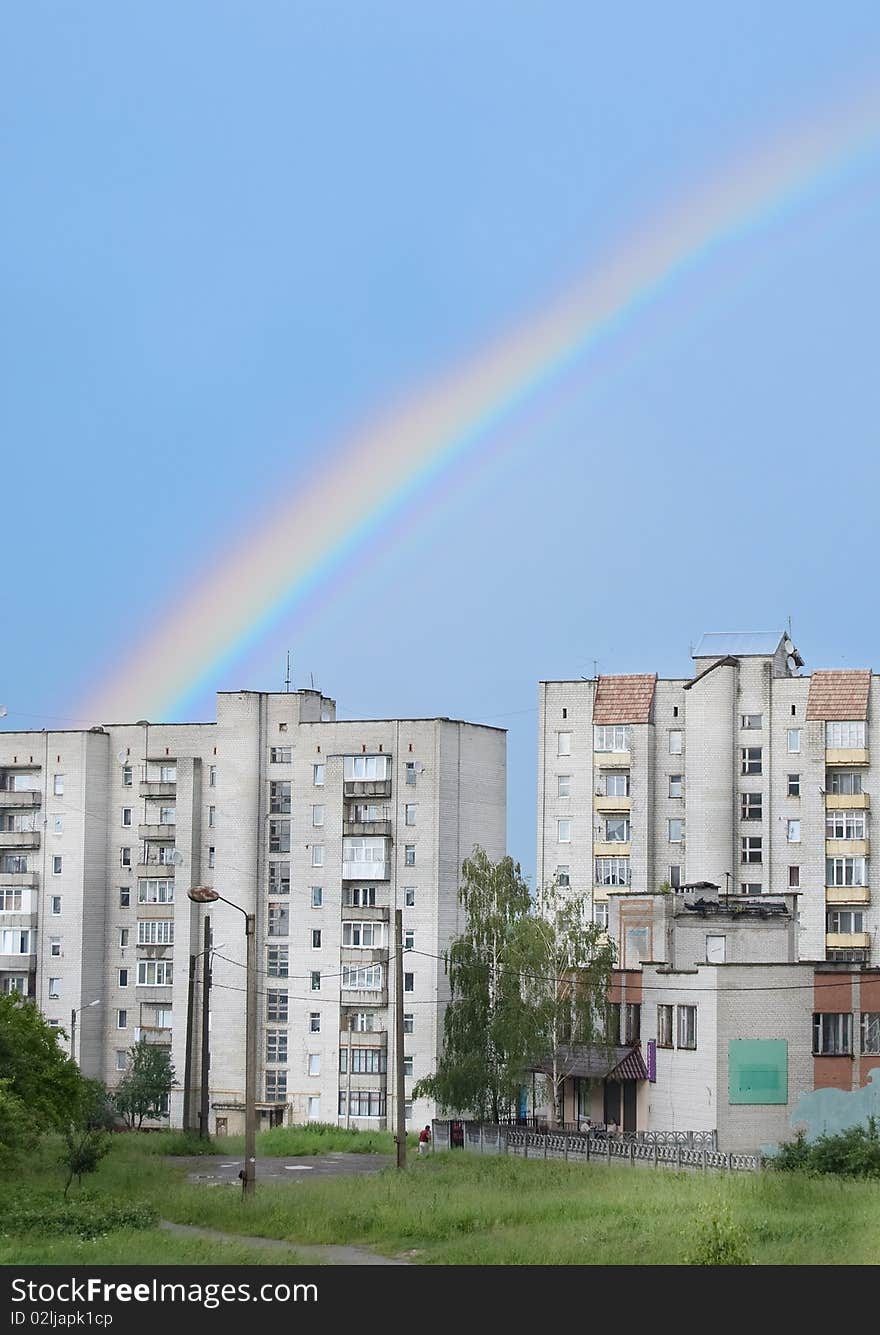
772 1119 880 1178
684 1203 752 1266
6 1195 158 1241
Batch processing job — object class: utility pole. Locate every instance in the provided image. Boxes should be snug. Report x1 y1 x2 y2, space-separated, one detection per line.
183 953 197 1129
70 1007 76 1065
394 908 406 1170
199 915 212 1138
244 912 257 1196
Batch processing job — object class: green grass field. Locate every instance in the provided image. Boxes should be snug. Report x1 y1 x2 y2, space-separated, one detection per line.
3 1133 880 1265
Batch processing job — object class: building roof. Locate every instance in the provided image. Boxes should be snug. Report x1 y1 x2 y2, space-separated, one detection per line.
692 631 784 658
806 669 872 721
532 1044 649 1081
593 674 657 724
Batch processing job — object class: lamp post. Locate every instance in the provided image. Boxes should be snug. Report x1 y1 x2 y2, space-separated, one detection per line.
70 998 101 1066
188 886 256 1198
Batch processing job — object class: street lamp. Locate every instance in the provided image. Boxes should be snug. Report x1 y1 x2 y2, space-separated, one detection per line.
70 998 101 1066
188 886 256 1198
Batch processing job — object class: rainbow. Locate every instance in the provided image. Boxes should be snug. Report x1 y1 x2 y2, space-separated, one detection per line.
81 83 880 723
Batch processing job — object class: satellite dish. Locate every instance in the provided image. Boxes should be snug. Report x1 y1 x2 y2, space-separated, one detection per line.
171 850 185 866
0 706 7 718
116 750 127 764
787 656 798 673
784 639 794 655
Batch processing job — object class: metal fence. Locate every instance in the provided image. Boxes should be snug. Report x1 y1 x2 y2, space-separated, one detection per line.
431 1120 759 1174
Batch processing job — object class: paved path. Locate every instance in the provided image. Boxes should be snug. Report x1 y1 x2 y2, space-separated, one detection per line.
159 1220 411 1266
170 1152 393 1185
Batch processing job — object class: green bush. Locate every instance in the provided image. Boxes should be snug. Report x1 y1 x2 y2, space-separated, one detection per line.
773 1119 880 1178
5 1194 158 1240
684 1203 752 1266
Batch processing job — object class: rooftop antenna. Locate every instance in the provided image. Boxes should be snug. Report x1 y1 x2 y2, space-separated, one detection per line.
593 660 599 679
310 672 315 689
284 652 292 694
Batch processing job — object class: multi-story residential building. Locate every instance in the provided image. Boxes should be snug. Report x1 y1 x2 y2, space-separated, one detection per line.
0 690 505 1133
537 630 879 967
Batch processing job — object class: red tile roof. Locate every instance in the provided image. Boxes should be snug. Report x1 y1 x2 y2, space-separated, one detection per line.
805 669 871 721
593 674 657 724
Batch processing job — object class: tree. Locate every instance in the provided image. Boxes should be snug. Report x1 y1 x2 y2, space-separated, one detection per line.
113 1041 176 1129
413 847 541 1121
522 880 616 1125
0 992 82 1161
60 1078 114 1197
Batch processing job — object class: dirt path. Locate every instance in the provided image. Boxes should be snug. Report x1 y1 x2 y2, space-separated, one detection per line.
159 1219 413 1266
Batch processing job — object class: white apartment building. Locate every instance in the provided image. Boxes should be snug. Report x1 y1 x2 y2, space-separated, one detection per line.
537 630 879 968
0 690 505 1132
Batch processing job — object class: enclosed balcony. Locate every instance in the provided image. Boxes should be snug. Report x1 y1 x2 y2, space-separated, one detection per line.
826 885 870 905
0 831 40 850
342 836 390 882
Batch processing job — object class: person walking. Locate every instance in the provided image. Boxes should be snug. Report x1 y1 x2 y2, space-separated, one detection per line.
418 1124 432 1156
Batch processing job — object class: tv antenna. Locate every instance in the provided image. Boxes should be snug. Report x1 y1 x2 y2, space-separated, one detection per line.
284 651 292 693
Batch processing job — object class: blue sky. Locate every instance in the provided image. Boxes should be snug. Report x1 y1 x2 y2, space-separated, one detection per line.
3 4 880 880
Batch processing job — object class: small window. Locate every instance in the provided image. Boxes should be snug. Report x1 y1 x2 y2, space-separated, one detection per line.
787 819 801 844
740 882 761 896
52 855 62 875
741 792 762 820
404 886 415 907
677 1005 697 1049
668 731 683 755
669 864 681 890
51 896 62 915
122 766 133 787
668 819 684 843
311 845 324 867
741 714 762 730
555 864 570 887
118 968 128 988
208 806 216 828
403 1013 414 1034
403 1055 414 1077
116 1009 127 1029
557 819 572 843
53 775 64 796
405 762 416 785
53 816 63 833
813 1012 851 1055
311 885 323 908
122 808 132 827
313 763 325 786
120 847 131 868
788 774 800 797
787 729 801 754
119 927 129 948
706 934 726 963
50 938 61 957
562 707 568 719
311 929 322 949
119 887 130 908
309 1012 321 1033
788 866 800 888
404 972 414 992
208 846 215 869
405 804 416 826
557 732 572 756
657 1004 674 1048
405 845 416 866
742 836 763 864
861 1013 880 1055
668 774 682 799
308 1053 321 1076
270 747 292 764
115 1051 128 1072
741 748 762 775
311 971 321 992
312 805 324 827
307 1096 321 1119
592 900 609 929
672 706 679 718
404 929 414 951
557 775 571 798
48 978 61 999
209 765 217 786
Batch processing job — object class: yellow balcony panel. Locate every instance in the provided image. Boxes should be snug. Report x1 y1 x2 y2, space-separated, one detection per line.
826 839 869 857
593 888 610 902
594 752 630 768
594 794 632 813
826 748 869 766
826 793 869 810
825 932 870 949
593 841 631 859
826 885 870 905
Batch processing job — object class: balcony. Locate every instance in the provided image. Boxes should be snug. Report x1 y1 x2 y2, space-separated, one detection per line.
826 748 869 767
339 1028 388 1047
0 953 36 973
137 861 176 877
340 904 390 921
343 780 392 799
343 820 393 838
0 791 41 809
593 840 631 859
138 824 177 841
0 873 38 889
341 946 387 967
825 839 869 858
826 793 869 810
137 1025 173 1045
342 861 389 882
594 795 631 813
0 831 40 850
139 781 176 798
826 932 870 950
826 885 870 905
593 752 630 768
340 986 388 1007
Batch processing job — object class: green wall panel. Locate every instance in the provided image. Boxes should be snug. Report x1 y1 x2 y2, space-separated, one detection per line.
729 1039 788 1105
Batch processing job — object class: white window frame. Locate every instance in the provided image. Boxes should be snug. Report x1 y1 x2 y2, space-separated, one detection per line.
668 819 684 844
594 726 629 753
826 721 866 749
676 1004 697 1050
787 819 801 844
557 819 572 843
668 731 683 755
787 728 801 754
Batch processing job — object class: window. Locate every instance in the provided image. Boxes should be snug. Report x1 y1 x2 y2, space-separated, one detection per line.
342 964 383 990
602 771 630 798
826 857 867 887
594 726 631 753
668 819 684 843
49 937 61 957
741 714 762 730
205 805 214 829
741 792 762 820
826 909 865 934
592 901 609 929
741 748 762 775
268 861 290 894
122 766 133 787
137 921 173 946
52 855 62 875
268 903 289 937
115 1051 128 1072
668 774 682 799
404 886 415 907
269 820 290 853
404 845 415 866
404 972 414 992
53 816 63 833
405 761 417 785
828 770 863 796
557 775 571 797
209 765 216 786
208 846 215 869
116 1009 127 1029
119 927 130 947
0 889 22 911
788 866 800 888
813 1013 852 1055
623 1003 641 1044
271 747 292 764
120 847 131 868
119 887 131 908
787 819 801 844
53 775 64 796
404 929 414 951
343 755 390 781
606 1002 621 1045
788 774 800 797
557 732 572 756
309 1012 321 1033
342 921 386 948
0 855 28 874
706 934 726 963
605 816 630 843
310 804 324 828
311 885 323 908
51 896 61 915
311 845 324 867
122 808 132 827
137 960 173 986
160 765 176 782
159 806 176 825
595 857 630 886
156 845 176 866
825 810 867 840
669 865 681 890
267 989 288 1022
404 804 417 826
48 978 61 999
403 1013 414 1035
267 945 289 978
313 763 325 786
138 880 174 904
339 1092 386 1118
307 1096 321 1120
340 1048 386 1075
403 1055 414 1077
557 819 572 843
787 728 801 754
861 1013 880 1055
740 883 761 896
555 865 570 887
668 731 683 755
266 1031 288 1064
677 1005 697 1050
826 721 866 748
350 1011 376 1032
311 928 322 949
269 782 290 813
265 1071 287 1101
742 836 762 864
657 1005 674 1048
345 886 377 907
